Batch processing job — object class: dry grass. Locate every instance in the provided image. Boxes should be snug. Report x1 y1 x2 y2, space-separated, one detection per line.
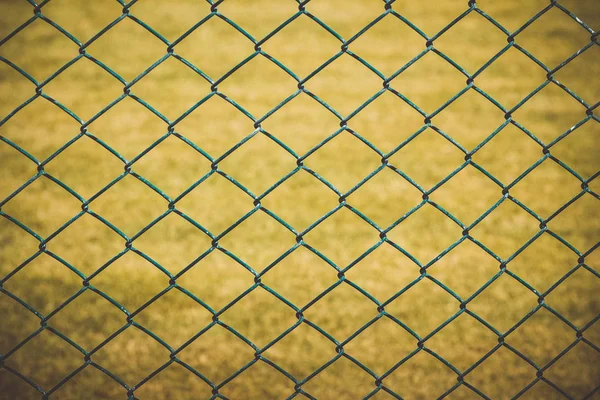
0 0 599 399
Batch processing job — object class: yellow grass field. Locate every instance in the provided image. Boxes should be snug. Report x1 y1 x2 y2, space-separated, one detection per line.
0 0 599 399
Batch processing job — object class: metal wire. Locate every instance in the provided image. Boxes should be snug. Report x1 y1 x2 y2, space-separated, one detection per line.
0 0 599 399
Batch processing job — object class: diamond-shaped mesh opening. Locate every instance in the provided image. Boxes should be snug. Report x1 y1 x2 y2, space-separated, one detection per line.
345 243 420 302
476 46 547 109
43 57 124 121
262 170 339 231
218 133 297 195
132 135 212 198
301 356 374 399
45 136 123 199
473 124 542 185
134 288 213 348
548 192 599 253
350 14 423 77
388 128 465 190
0 97 80 161
48 289 123 351
546 266 600 328
467 273 538 333
131 57 212 121
387 203 463 264
2 176 81 238
42 0 122 43
348 90 424 153
263 15 340 78
219 287 297 348
220 359 295 399
129 0 211 42
305 131 381 193
544 342 600 399
134 213 212 274
433 89 506 150
133 362 213 400
425 313 497 372
177 249 254 311
434 10 507 74
262 92 341 155
345 316 416 375
470 198 540 260
264 323 336 379
348 167 422 228
305 53 382 117
386 278 458 337
177 324 255 384
385 350 457 399
508 233 575 292
219 54 296 118
551 121 599 179
46 213 123 276
515 7 591 68
175 95 255 157
427 240 499 299
431 165 501 225
175 16 254 80
50 364 126 399
553 45 599 105
0 292 39 354
262 246 337 308
513 82 587 144
511 159 583 218
390 51 466 114
89 251 166 312
89 174 166 237
87 17 166 82
3 254 81 315
305 283 378 341
0 18 77 82
505 308 575 366
88 96 167 160
3 329 82 390
1 1 598 398
92 326 170 385
219 210 296 271
305 207 380 268
305 0 383 40
465 346 537 400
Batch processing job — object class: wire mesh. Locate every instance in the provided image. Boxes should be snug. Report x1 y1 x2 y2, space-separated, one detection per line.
0 0 599 399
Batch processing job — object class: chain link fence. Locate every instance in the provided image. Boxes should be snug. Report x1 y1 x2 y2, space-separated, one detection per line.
0 0 599 398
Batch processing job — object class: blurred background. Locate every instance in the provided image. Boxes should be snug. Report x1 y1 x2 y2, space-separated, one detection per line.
0 0 599 398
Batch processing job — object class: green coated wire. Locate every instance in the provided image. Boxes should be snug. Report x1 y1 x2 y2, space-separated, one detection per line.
0 0 599 399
